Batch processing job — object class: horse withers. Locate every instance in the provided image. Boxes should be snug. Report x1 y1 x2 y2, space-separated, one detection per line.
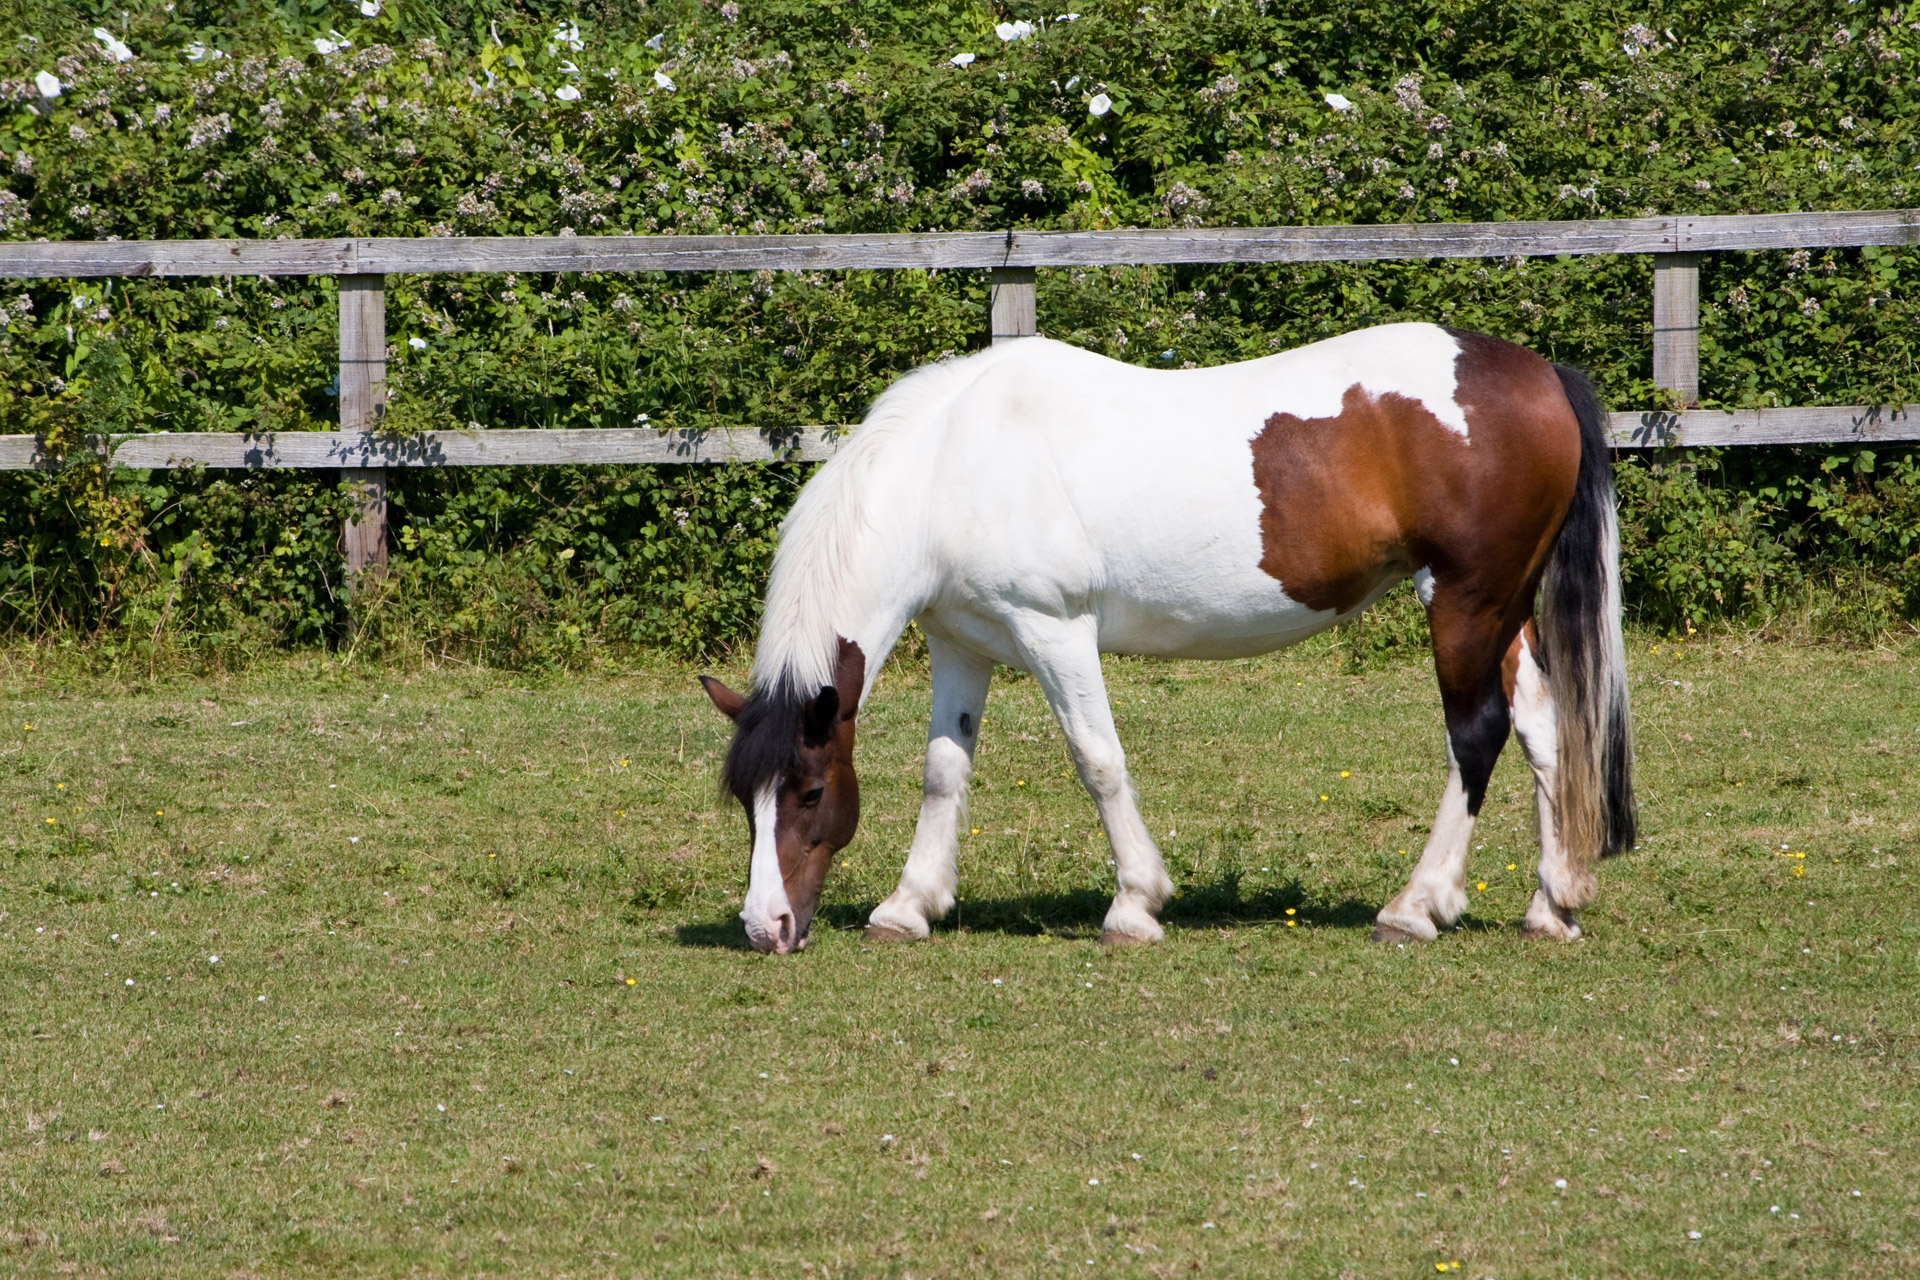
699 323 1636 955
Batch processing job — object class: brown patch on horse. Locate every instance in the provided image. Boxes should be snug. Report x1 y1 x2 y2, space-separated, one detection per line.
1498 619 1542 706
1250 383 1433 616
1251 331 1579 656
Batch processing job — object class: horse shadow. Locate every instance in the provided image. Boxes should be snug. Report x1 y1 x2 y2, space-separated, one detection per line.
671 873 1505 949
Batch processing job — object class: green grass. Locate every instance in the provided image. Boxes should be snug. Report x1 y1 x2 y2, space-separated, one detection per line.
2 631 1917 1277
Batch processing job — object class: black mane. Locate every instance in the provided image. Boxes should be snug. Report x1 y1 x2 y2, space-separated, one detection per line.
717 681 812 805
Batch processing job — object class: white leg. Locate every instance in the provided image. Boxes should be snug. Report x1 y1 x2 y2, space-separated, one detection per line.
1372 743 1477 942
1510 632 1584 940
866 638 993 942
1014 616 1174 945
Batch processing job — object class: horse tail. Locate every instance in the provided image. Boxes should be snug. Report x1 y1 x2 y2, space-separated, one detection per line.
1538 364 1637 899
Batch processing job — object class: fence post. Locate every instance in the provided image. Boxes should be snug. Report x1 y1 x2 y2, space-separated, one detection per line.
338 273 388 578
1652 252 1700 406
990 267 1037 344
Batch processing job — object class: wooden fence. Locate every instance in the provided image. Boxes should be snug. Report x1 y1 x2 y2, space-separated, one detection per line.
3 209 1918 576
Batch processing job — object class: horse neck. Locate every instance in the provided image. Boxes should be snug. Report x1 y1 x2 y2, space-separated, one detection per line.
750 456 925 705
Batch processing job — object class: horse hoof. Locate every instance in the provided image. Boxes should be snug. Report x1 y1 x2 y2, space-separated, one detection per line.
1099 928 1158 948
1520 922 1583 942
863 923 919 944
1369 923 1425 945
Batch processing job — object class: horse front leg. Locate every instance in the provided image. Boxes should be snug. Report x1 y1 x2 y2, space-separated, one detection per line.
866 637 993 943
1016 617 1175 946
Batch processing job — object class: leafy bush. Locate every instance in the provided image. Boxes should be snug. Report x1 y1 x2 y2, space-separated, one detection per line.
2 0 1918 662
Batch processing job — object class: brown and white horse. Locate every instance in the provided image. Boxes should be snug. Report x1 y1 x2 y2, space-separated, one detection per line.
700 323 1635 954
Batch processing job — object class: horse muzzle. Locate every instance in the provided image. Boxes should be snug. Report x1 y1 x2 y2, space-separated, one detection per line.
741 906 811 955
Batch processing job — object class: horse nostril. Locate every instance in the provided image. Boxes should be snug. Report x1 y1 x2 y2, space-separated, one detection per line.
774 912 795 952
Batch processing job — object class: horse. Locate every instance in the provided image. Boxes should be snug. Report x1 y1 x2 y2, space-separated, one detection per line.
698 322 1636 955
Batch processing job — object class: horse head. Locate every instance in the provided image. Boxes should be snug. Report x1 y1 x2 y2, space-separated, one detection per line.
700 639 865 954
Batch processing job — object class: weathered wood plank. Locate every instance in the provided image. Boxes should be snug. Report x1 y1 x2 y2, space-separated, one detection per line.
1607 405 1920 448
90 427 849 469
0 238 358 278
991 267 1037 343
0 436 56 470
1652 254 1701 405
6 408 1917 472
338 274 389 578
5 210 1919 279
1678 209 1920 254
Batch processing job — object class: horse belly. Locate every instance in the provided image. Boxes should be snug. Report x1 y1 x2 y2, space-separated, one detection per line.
1091 554 1356 658
1075 437 1356 658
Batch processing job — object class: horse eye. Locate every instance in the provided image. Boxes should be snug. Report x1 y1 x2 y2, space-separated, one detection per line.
799 787 825 808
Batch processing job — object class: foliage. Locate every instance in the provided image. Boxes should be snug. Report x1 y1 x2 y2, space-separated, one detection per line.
2 0 1920 661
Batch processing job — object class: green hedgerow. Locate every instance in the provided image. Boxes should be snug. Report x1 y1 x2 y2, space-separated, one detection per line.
2 1 1919 663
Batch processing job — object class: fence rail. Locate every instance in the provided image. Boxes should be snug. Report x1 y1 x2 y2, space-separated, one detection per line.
4 210 1918 278
3 210 1917 576
3 406 1916 476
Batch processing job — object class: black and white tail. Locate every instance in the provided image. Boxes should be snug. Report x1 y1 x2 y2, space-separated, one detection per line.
1538 365 1637 901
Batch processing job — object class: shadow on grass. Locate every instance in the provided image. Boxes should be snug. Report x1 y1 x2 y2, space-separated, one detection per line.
673 873 1510 948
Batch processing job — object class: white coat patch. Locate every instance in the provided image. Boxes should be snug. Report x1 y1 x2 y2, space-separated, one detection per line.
1259 323 1470 438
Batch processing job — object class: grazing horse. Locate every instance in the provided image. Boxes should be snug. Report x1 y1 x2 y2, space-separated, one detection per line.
700 323 1636 955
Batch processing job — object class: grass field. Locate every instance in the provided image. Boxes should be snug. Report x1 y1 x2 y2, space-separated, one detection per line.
2 629 1917 1277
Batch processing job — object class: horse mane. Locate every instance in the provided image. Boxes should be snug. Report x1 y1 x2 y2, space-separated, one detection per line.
749 342 1026 699
717 685 813 804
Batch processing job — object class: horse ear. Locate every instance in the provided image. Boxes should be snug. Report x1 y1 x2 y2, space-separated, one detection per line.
698 675 747 721
831 637 867 722
801 685 840 745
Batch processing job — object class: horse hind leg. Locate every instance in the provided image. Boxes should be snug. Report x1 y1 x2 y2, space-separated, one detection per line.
866 638 993 943
1372 598 1514 943
1507 624 1586 940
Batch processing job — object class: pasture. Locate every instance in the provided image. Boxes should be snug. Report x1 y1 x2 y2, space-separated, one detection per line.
2 628 1916 1277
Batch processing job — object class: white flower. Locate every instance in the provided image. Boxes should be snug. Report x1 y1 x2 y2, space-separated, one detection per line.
644 32 664 50
314 30 352 55
949 52 975 67
653 69 675 90
92 27 135 62
552 20 584 52
1087 92 1111 116
359 0 381 15
1059 12 1080 19
209 955 220 963
1324 92 1353 111
349 836 361 844
558 60 579 75
995 20 1035 41
34 70 61 98
1554 1178 1568 1189
554 84 581 101
408 337 427 349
